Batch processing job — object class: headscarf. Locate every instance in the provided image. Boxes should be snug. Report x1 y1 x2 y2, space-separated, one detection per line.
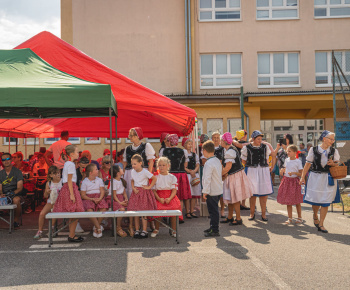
221 132 233 144
319 130 331 141
103 149 110 155
160 132 169 143
182 138 191 147
200 134 209 144
133 127 143 140
167 134 179 146
234 130 245 140
251 130 263 139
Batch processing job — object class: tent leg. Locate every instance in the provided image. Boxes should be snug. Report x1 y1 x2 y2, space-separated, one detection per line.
34 138 36 155
115 116 118 160
25 135 27 161
109 108 114 238
15 137 18 152
8 133 10 153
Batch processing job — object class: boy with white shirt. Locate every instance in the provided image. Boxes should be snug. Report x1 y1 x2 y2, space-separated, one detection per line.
202 140 223 237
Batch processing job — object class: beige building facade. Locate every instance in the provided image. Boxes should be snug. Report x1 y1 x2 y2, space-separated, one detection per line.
2 0 349 159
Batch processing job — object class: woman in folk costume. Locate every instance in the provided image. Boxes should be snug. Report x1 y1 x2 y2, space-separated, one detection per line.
300 130 341 233
162 134 192 219
122 127 155 199
159 132 170 157
220 132 254 226
241 131 275 222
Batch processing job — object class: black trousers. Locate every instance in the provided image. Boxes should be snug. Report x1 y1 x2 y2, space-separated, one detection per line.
206 195 220 232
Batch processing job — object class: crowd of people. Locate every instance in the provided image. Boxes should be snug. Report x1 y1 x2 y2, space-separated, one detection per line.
0 127 342 242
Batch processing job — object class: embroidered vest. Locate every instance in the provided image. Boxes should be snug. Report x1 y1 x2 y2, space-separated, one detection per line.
125 143 149 170
310 146 335 174
163 148 186 173
245 144 269 168
223 146 244 175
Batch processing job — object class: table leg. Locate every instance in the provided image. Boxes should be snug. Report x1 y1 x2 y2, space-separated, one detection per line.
176 216 179 244
49 219 52 247
113 217 117 245
9 209 13 234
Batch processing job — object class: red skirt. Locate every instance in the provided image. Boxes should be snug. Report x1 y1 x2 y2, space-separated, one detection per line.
105 194 126 211
277 177 303 205
127 187 157 211
156 190 183 219
172 172 192 200
82 193 108 211
53 183 84 213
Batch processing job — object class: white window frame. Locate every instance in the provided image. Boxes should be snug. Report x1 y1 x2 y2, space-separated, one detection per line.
314 0 350 19
3 137 18 146
315 50 350 87
84 137 101 144
104 138 121 144
200 53 242 89
257 52 300 88
44 138 80 145
23 138 39 145
199 0 241 22
256 0 299 20
207 118 223 138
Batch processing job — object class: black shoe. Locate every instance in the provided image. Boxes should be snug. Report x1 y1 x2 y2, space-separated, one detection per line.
185 213 192 219
139 231 148 238
318 226 328 233
229 219 243 226
314 218 320 228
220 215 226 219
240 205 250 210
68 236 84 243
204 230 220 237
261 216 268 222
220 217 234 224
13 222 20 229
248 214 255 221
134 230 141 239
190 212 198 218
204 228 211 233
179 220 185 224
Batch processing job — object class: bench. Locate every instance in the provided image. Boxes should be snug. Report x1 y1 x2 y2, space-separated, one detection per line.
46 210 182 247
0 204 17 233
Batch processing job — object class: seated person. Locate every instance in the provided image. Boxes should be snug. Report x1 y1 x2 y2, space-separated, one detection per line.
76 157 89 190
0 153 24 228
81 150 100 170
12 152 31 173
97 149 110 167
32 153 49 177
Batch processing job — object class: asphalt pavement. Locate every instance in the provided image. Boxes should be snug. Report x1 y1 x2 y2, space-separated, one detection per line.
1 187 350 289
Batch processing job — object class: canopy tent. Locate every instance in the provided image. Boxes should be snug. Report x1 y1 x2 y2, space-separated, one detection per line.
0 49 116 118
9 31 196 138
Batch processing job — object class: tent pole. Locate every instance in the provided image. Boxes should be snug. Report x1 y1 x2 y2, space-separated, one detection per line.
34 138 36 154
109 108 114 213
115 116 118 161
15 137 18 152
8 133 10 153
25 134 27 161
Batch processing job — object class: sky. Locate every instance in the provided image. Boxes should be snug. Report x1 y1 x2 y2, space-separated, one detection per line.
0 0 60 49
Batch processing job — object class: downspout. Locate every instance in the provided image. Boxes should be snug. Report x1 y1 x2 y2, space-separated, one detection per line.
244 112 250 138
185 0 189 95
188 0 192 95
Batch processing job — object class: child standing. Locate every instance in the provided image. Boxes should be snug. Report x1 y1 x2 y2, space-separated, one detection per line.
277 145 304 224
183 138 201 218
80 163 108 238
53 145 85 243
106 166 129 238
151 157 182 238
128 154 157 239
202 140 223 237
34 166 62 239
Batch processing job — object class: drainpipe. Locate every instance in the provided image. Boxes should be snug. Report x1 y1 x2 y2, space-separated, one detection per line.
185 0 189 95
244 112 250 137
188 0 192 95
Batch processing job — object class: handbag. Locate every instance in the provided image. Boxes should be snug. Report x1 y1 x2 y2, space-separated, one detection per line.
329 162 347 179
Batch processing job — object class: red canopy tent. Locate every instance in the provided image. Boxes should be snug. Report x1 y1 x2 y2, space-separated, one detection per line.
1 31 196 138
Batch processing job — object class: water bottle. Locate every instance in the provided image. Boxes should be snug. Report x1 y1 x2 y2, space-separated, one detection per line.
301 185 305 195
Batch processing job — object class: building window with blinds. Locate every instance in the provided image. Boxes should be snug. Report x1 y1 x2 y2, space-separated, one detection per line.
200 53 242 88
258 52 300 88
256 0 299 20
314 0 350 18
199 0 241 21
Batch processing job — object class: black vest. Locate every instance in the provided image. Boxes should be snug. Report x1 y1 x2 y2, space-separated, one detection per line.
223 146 244 175
163 147 186 173
245 144 269 168
125 143 149 170
310 146 335 174
214 146 224 161
187 152 197 170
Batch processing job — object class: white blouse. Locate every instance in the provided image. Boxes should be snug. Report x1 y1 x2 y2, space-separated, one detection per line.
224 148 236 164
81 177 104 195
62 161 77 183
306 146 340 167
154 174 178 190
283 158 303 178
131 168 154 187
108 178 125 195
123 143 155 162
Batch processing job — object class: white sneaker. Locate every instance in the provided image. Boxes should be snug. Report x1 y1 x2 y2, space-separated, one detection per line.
93 230 98 238
151 230 159 238
97 230 103 238
75 222 84 233
100 225 104 232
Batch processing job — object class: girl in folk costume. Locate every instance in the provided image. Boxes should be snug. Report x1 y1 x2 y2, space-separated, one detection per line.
162 134 192 219
300 131 341 233
277 145 304 224
128 154 157 239
151 157 182 238
53 145 85 243
212 131 226 218
122 127 155 199
159 132 170 156
220 132 254 226
241 131 275 222
183 138 200 218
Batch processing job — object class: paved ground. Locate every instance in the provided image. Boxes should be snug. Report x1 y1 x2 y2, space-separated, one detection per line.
1 187 350 289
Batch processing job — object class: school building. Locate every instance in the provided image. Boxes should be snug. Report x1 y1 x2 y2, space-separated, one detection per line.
3 0 350 159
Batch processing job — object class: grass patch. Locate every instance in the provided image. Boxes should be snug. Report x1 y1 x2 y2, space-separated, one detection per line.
333 192 350 214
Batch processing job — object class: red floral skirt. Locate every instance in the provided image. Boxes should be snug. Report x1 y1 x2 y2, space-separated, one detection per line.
53 183 84 213
156 190 183 219
82 193 108 211
277 177 303 205
172 172 192 200
105 194 126 211
127 187 157 211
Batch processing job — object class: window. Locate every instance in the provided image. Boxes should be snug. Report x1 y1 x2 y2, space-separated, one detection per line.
199 0 241 21
44 138 80 145
314 0 350 18
23 138 39 145
84 137 101 144
200 54 242 88
207 119 223 138
257 0 299 20
104 138 121 144
227 118 242 136
258 52 300 87
315 51 350 86
3 137 18 146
